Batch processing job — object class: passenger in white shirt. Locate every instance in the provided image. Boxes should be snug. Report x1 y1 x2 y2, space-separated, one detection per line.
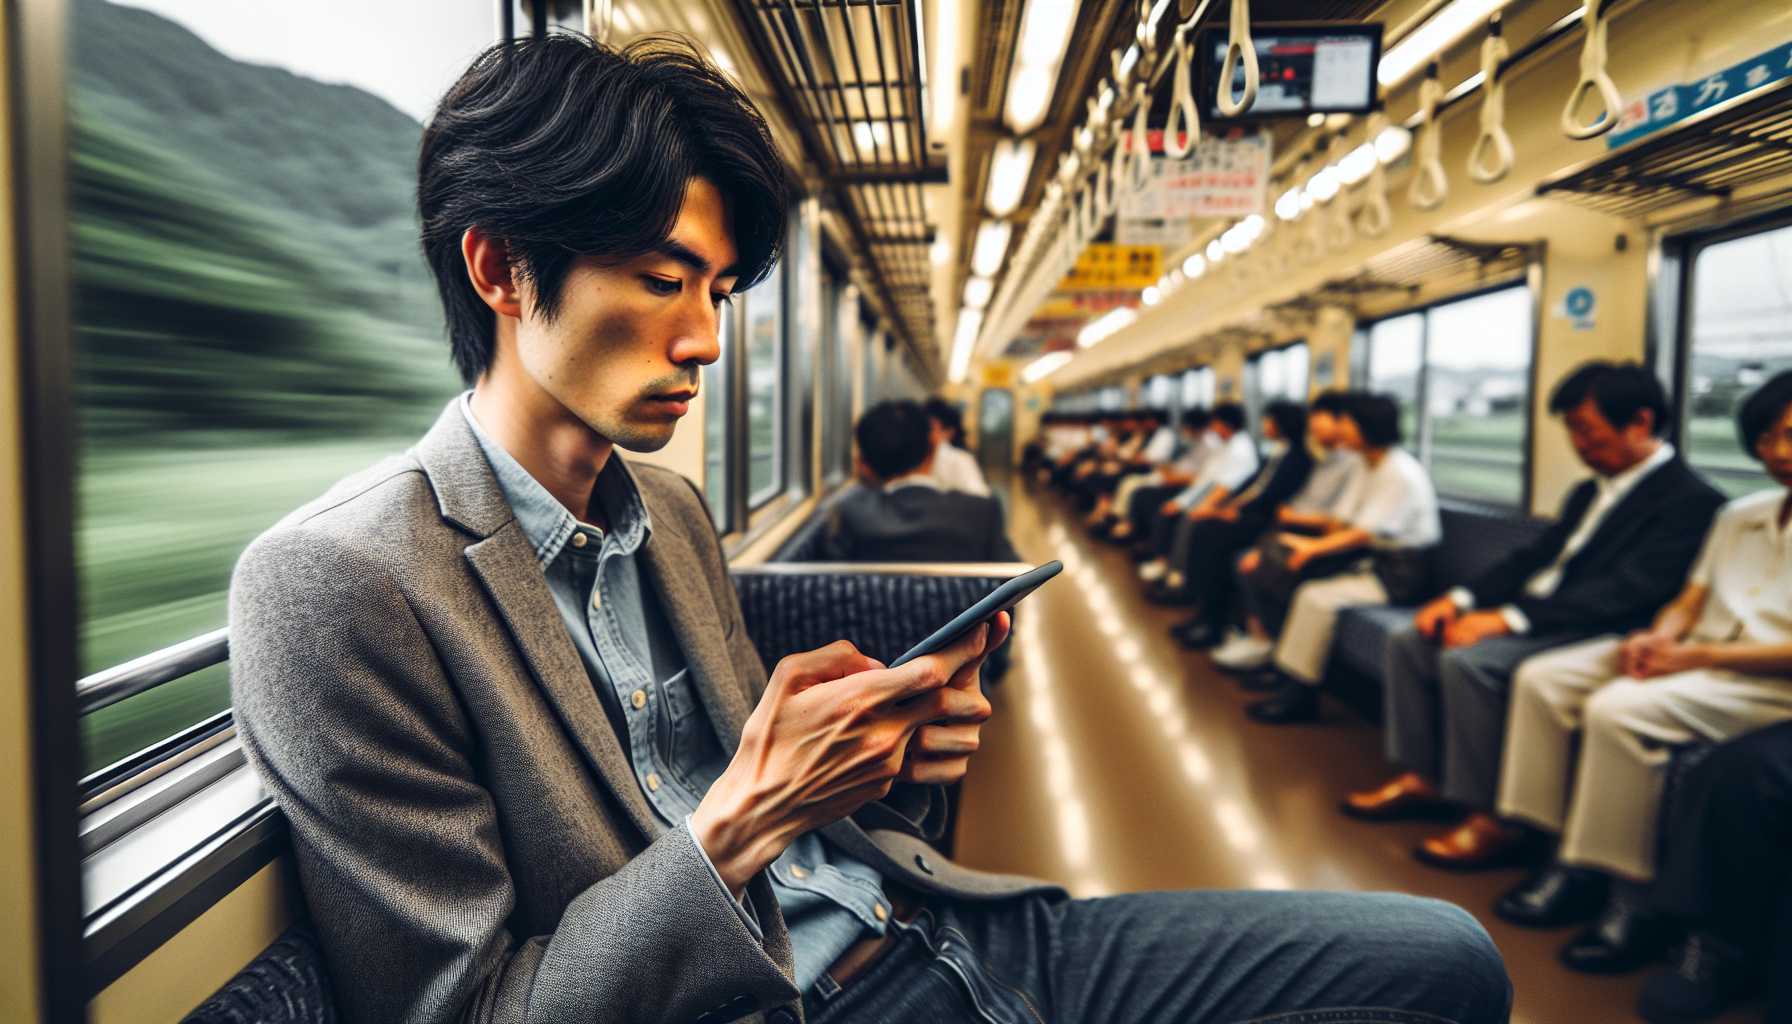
1136 404 1257 581
1107 411 1216 544
1489 370 1792 971
1087 411 1177 529
922 397 990 498
1216 394 1440 707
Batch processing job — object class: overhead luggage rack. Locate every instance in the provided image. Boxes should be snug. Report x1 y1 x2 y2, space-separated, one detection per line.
1360 233 1539 290
1537 76 1792 219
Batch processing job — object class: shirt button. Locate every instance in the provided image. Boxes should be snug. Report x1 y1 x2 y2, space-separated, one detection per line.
631 689 647 710
789 866 809 879
591 591 602 610
570 531 588 549
645 772 661 792
874 903 888 921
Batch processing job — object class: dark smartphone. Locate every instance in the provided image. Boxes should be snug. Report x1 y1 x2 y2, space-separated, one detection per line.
887 561 1063 669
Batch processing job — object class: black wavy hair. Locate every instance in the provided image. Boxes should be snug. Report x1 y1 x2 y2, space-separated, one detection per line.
1738 369 1792 457
1263 400 1308 445
1346 392 1403 448
1181 407 1212 429
1548 361 1671 437
1311 390 1354 416
419 34 792 383
856 400 934 480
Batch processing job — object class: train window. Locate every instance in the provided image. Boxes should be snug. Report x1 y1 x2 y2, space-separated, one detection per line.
703 312 735 528
69 0 488 773
1422 287 1534 507
1681 220 1792 497
745 259 786 507
1366 312 1426 445
820 275 853 485
1181 366 1216 410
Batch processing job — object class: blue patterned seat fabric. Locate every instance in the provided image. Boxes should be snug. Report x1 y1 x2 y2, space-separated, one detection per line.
731 570 1014 682
1330 505 1549 685
181 923 335 1023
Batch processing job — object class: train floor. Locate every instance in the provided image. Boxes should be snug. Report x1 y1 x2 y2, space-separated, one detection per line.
952 480 1759 1024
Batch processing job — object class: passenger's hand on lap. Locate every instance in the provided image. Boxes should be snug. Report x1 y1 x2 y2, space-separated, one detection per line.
1442 610 1510 648
1630 637 1710 679
1160 499 1182 516
691 618 1006 895
1281 535 1318 571
1412 595 1460 642
1238 549 1262 574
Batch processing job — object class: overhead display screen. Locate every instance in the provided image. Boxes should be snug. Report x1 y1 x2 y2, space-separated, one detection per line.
1197 24 1383 119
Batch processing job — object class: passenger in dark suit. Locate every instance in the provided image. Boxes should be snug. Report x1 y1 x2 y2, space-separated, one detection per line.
1343 362 1726 871
810 400 1021 563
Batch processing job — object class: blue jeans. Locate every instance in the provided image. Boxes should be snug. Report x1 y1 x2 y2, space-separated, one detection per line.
803 889 1511 1024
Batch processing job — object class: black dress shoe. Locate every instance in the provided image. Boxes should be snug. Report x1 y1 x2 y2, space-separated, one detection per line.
1496 864 1609 929
1236 668 1288 693
1172 621 1225 650
1638 931 1757 1023
1246 684 1320 724
1561 892 1676 974
1144 583 1195 606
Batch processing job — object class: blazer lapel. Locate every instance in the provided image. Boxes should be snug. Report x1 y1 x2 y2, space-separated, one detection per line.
413 401 662 840
635 490 753 747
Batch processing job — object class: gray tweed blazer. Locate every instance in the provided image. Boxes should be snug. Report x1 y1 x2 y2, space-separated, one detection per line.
228 401 1057 1024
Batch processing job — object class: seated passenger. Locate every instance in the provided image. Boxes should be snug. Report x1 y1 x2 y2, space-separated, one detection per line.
1639 720 1792 1023
1107 408 1214 545
1146 400 1313 607
809 400 1019 563
1489 370 1792 975
1171 394 1361 648
1339 363 1725 871
1085 408 1176 528
229 38 1512 1024
1231 393 1442 723
922 396 990 497
1137 402 1257 583
1068 412 1150 506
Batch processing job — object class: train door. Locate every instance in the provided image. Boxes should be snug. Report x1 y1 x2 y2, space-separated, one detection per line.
976 387 1015 475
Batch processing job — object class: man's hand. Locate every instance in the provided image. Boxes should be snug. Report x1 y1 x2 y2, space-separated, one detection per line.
1442 610 1510 649
1238 549 1262 574
1629 635 1709 679
1281 534 1318 572
690 615 1009 895
1412 594 1460 643
1160 499 1183 516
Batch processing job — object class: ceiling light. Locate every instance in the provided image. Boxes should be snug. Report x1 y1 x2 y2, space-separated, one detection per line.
963 275 994 309
1375 125 1413 163
851 120 890 154
1006 65 1055 130
1078 307 1136 348
1169 269 1184 287
926 0 958 140
1306 165 1341 202
1205 239 1225 263
1275 186 1304 220
930 235 951 265
1142 285 1161 306
1306 112 1326 127
1007 0 1077 132
1378 0 1512 88
971 220 1013 278
985 138 1036 217
1221 224 1250 254
949 307 984 383
1118 44 1140 82
1182 253 1206 278
1337 142 1379 185
1023 349 1075 383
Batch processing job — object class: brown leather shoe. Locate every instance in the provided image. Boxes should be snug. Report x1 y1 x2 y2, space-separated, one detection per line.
1339 772 1455 822
1414 813 1534 871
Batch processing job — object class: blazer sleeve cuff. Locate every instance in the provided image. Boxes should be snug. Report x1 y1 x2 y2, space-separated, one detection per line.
1500 605 1532 635
684 815 765 943
1448 587 1476 612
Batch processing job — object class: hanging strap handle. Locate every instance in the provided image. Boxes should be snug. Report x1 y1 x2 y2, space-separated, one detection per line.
1127 81 1153 191
1409 65 1448 210
1469 20 1515 183
1163 24 1201 158
1215 0 1259 117
1325 134 1355 250
1562 0 1621 140
1359 113 1393 237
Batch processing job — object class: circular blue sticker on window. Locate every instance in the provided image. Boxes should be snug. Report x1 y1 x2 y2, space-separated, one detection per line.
1564 286 1596 318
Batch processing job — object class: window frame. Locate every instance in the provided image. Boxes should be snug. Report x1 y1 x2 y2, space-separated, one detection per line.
743 258 789 512
1352 275 1541 512
1654 207 1792 496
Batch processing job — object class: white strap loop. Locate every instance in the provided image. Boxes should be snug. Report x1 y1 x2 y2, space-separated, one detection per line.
1359 114 1393 237
1469 27 1515 183
1325 135 1355 251
1127 81 1153 192
1215 0 1259 117
1409 70 1448 211
1096 129 1118 219
1163 25 1201 158
1562 0 1621 140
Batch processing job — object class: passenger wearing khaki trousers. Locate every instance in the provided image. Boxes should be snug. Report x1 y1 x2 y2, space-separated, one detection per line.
1492 370 1792 977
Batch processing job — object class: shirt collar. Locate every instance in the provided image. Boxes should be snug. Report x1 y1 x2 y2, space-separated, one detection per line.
886 471 941 492
1598 442 1675 499
459 392 651 567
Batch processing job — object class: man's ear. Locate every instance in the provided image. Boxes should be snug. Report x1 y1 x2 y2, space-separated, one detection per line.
461 226 524 320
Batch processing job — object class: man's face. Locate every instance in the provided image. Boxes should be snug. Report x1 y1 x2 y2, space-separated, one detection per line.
1757 402 1792 487
509 177 738 452
1563 396 1651 476
928 417 950 448
1336 414 1366 452
1309 410 1339 446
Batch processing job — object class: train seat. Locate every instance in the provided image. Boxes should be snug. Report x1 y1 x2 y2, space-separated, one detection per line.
181 924 335 1024
1329 505 1550 704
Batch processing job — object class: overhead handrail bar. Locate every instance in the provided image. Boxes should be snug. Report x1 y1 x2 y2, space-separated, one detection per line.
1468 16 1515 183
1561 0 1621 139
1409 63 1449 210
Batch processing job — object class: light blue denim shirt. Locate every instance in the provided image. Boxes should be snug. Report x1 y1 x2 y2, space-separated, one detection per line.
459 395 890 992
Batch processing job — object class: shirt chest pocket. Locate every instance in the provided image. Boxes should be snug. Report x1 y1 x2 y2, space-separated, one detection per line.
657 668 726 791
